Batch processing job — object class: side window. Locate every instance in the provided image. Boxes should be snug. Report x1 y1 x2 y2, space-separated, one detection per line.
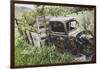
66 20 77 31
70 21 76 30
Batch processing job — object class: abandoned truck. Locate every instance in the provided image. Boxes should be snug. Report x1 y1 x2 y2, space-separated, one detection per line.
47 16 93 53
15 16 94 57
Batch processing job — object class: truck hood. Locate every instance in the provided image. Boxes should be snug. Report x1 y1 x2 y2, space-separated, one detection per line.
68 29 82 37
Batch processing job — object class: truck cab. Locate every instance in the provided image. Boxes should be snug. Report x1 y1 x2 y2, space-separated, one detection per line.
48 17 79 49
49 17 79 36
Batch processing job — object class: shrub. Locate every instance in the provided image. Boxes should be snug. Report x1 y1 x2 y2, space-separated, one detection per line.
15 41 75 66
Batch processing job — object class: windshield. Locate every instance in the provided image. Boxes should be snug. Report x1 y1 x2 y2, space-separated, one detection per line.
49 21 65 32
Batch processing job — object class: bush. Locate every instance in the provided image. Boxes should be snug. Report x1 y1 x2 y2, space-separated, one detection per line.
15 40 75 66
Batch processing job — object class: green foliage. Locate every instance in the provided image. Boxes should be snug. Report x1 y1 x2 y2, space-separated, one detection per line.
21 13 36 32
80 10 94 35
15 41 75 66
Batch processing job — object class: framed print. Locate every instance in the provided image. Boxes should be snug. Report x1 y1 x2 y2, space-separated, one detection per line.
10 0 96 68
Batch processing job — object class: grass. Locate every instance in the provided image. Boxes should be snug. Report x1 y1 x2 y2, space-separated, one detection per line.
15 39 75 66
